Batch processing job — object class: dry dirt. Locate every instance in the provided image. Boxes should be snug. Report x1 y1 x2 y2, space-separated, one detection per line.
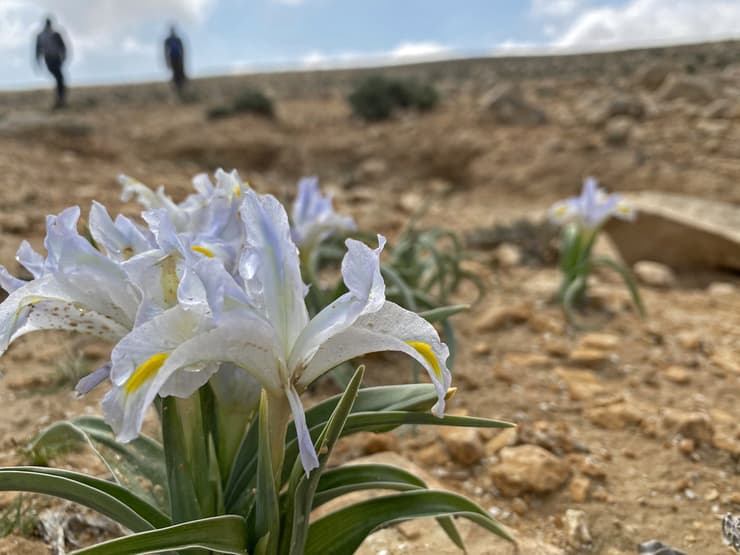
0 42 738 554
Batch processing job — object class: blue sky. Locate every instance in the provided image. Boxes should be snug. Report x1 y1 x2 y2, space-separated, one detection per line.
2 0 739 89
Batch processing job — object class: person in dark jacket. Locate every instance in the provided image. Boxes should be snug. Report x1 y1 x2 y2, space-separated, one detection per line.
35 17 68 109
164 26 187 98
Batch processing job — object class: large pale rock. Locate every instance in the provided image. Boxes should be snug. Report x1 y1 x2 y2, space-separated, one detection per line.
604 192 740 272
489 445 571 496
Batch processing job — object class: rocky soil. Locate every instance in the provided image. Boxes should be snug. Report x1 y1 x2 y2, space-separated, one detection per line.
0 40 738 554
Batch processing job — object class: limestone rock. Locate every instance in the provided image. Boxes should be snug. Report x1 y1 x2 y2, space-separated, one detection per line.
489 445 571 496
662 365 691 385
565 509 592 548
568 348 612 368
569 475 591 502
577 333 619 352
485 427 518 456
657 75 715 105
586 402 643 430
605 192 740 272
661 409 714 444
605 116 632 145
440 427 484 466
475 303 531 332
634 63 673 91
634 260 676 288
556 367 606 401
480 83 547 126
494 243 522 267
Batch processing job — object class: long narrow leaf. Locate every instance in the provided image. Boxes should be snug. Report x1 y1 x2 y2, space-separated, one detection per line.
254 391 280 555
69 515 248 555
225 384 443 512
591 257 646 317
418 304 469 324
29 416 168 511
282 412 512 483
312 463 466 550
312 464 426 507
9 467 170 528
161 397 201 523
282 367 364 555
0 469 155 532
305 490 512 555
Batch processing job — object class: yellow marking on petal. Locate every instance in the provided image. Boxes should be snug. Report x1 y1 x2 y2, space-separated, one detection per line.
406 341 442 379
191 245 215 258
233 185 242 197
160 255 179 306
616 203 632 215
125 352 169 394
553 205 570 217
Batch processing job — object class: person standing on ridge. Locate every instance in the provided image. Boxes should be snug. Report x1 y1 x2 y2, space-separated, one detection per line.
35 16 68 109
164 26 187 98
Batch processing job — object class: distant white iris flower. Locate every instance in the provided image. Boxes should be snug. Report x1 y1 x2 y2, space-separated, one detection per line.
291 176 356 251
549 177 635 229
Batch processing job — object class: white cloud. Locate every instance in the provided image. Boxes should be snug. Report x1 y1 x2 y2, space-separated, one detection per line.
389 41 450 60
555 0 740 48
531 0 583 17
121 36 154 56
0 2 37 49
300 50 328 67
490 40 541 55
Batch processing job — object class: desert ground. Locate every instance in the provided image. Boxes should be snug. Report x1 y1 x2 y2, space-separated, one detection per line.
0 40 738 554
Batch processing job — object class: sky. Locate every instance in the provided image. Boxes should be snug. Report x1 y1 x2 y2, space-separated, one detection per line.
2 0 740 89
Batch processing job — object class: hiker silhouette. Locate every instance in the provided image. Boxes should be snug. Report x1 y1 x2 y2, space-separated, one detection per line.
164 26 187 98
35 16 69 109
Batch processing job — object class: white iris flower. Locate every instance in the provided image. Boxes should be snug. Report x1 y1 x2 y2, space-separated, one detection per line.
549 177 635 230
0 171 452 479
106 187 451 476
291 176 356 251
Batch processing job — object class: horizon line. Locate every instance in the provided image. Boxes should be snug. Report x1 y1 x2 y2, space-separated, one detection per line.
2 33 738 93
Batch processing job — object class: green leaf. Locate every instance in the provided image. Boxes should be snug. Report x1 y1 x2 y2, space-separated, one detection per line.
312 464 426 507
282 412 512 484
282 367 364 555
68 515 248 555
9 467 170 528
225 384 444 513
590 257 646 317
562 274 586 325
161 397 202 523
305 490 512 555
0 469 155 532
254 391 280 555
28 416 168 511
418 304 469 324
312 464 464 550
381 265 417 312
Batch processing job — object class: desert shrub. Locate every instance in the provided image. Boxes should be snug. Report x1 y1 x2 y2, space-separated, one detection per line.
232 88 274 117
206 88 274 120
348 76 439 121
206 104 235 119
